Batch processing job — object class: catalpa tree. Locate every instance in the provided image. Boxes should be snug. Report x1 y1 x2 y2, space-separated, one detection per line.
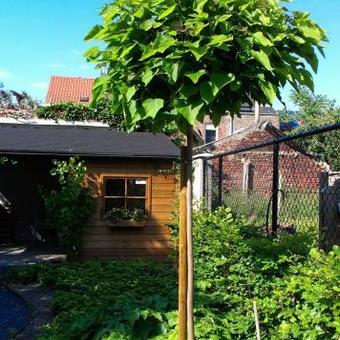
85 0 326 338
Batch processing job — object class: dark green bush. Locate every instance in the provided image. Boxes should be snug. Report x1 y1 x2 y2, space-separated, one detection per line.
41 157 95 258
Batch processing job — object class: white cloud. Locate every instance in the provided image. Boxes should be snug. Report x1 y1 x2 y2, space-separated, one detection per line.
31 81 49 90
0 69 12 80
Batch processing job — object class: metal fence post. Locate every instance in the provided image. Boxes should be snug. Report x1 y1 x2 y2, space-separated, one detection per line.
202 159 206 196
272 144 280 236
218 156 223 206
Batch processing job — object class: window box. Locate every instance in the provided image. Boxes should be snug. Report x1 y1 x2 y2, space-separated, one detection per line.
107 219 146 228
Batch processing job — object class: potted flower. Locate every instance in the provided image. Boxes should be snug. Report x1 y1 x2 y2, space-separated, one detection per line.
102 207 146 227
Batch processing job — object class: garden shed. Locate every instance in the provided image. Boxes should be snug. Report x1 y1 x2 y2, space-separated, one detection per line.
0 123 179 259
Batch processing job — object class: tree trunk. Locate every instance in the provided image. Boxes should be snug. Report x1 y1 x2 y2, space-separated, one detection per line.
178 146 188 340
186 125 194 339
178 124 195 340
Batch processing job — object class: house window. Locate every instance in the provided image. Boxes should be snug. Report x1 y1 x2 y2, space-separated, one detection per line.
204 124 216 144
80 96 89 103
103 178 148 214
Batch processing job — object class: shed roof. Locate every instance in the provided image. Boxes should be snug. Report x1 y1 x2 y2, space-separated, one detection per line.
0 123 179 159
46 76 95 104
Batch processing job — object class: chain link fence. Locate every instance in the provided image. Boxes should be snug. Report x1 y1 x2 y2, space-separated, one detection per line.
197 123 340 249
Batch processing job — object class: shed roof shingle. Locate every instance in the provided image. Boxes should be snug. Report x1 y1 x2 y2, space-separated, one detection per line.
0 124 179 159
46 76 95 104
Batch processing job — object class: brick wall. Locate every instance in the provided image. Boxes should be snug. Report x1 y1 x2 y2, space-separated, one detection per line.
210 129 327 194
196 113 280 143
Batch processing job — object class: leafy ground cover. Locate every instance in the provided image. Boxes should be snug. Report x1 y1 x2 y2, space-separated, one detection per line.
9 208 339 339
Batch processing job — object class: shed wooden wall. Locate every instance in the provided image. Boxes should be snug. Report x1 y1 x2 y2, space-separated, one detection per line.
81 158 178 260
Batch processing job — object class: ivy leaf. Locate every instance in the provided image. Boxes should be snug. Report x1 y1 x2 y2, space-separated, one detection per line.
186 42 206 61
142 98 164 118
142 68 155 86
184 70 206 84
194 0 208 14
158 4 177 20
251 50 273 71
179 84 198 99
209 34 233 46
164 62 182 83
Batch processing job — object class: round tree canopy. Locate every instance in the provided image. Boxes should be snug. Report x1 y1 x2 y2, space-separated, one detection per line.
85 0 326 132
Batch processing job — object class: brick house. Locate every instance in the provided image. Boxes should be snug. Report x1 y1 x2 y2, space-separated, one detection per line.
195 103 280 144
46 76 95 104
193 121 329 206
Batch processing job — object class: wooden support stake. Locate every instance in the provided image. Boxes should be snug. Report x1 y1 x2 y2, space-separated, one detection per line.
186 125 194 340
253 300 261 340
178 146 188 340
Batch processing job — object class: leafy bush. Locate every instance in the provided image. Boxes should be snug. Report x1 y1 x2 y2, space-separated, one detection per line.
35 98 125 129
9 260 177 339
9 208 339 339
41 157 95 257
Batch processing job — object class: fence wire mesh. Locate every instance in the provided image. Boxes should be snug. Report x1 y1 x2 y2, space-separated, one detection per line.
199 123 340 248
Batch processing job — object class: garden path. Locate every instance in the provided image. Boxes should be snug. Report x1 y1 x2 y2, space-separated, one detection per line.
0 245 66 339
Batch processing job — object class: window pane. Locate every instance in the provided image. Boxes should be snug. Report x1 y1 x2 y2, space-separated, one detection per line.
205 129 216 144
105 179 125 196
105 198 124 212
127 179 146 197
127 199 146 213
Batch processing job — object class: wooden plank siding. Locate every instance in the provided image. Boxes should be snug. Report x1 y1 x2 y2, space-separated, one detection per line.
81 158 178 259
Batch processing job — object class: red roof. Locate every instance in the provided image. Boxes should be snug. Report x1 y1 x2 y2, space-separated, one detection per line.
46 76 95 104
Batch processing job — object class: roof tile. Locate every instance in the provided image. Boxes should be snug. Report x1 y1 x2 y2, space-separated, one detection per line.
46 76 95 104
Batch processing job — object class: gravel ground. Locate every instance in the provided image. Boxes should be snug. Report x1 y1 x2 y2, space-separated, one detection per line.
0 245 64 339
0 286 31 340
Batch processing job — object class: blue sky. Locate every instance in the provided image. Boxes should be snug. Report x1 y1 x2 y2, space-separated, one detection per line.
0 0 339 110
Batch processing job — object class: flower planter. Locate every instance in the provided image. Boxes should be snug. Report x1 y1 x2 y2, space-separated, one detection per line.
105 219 146 228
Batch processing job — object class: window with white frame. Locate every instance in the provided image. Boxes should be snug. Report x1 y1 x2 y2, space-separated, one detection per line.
204 124 217 144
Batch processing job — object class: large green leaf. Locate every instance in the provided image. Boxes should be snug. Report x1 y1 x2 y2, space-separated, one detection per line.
200 82 214 104
91 76 109 105
176 100 204 125
140 35 175 61
259 82 276 103
253 32 273 47
300 26 324 42
210 73 235 93
142 98 164 118
84 25 103 41
251 50 273 71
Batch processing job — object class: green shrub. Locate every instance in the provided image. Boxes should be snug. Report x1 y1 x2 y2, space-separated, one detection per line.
41 157 95 258
9 208 339 339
